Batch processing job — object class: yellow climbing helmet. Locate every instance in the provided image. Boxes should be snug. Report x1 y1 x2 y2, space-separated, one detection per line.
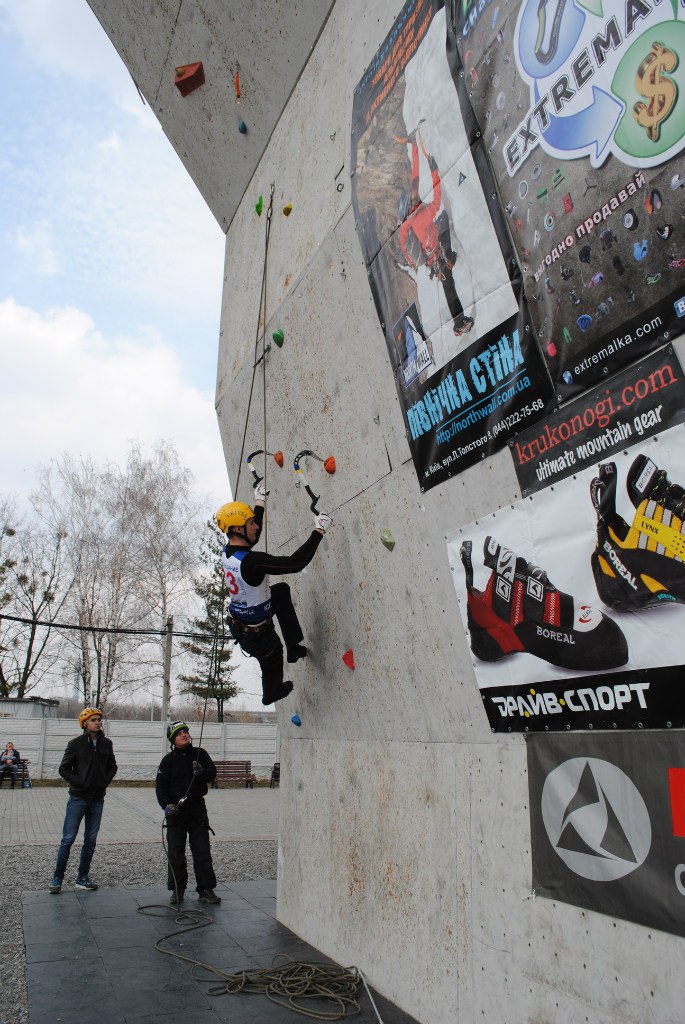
79 707 103 729
215 501 254 533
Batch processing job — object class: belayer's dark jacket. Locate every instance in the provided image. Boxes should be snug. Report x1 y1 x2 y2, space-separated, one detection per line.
155 745 217 808
58 732 118 799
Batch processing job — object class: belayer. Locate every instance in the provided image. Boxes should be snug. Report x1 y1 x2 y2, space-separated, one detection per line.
216 483 331 705
156 721 221 905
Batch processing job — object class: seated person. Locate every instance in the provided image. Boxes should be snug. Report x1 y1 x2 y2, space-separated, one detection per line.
0 742 20 788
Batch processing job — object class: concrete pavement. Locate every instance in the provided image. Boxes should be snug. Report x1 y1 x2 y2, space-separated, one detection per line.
0 785 280 845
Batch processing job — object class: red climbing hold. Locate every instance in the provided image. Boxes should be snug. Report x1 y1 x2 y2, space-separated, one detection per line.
174 62 205 97
324 457 336 475
274 451 284 468
342 649 355 670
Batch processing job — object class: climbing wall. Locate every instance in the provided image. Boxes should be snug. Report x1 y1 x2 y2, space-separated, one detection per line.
88 1 685 1021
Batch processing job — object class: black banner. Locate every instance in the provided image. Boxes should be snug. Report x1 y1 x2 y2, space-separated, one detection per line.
510 347 685 495
351 0 555 490
454 0 685 399
528 732 685 938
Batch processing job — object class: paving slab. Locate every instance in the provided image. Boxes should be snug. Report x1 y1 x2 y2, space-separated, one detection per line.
23 881 421 1024
0 785 280 845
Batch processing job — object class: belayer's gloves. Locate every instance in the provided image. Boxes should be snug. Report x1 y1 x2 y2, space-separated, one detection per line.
314 513 332 534
192 762 203 778
164 804 177 817
253 482 268 507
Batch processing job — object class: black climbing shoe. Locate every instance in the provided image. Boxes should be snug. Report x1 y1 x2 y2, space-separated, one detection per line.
590 456 685 611
262 681 294 706
170 890 185 906
287 644 308 663
461 537 628 670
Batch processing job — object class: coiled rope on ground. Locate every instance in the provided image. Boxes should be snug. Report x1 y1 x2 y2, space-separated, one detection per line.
138 903 378 1021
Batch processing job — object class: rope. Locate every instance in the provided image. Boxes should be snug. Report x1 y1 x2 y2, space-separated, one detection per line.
234 182 276 525
137 826 383 1023
136 900 367 1023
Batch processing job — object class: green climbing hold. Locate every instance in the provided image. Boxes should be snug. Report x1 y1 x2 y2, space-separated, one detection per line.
380 528 395 551
272 328 284 347
255 195 263 216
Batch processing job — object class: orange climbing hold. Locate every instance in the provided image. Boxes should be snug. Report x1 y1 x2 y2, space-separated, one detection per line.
324 457 336 475
274 451 284 468
342 650 355 670
174 62 205 97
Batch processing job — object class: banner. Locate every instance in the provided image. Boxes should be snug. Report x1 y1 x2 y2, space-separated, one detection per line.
528 732 685 937
510 346 685 495
350 0 555 491
455 0 685 399
446 422 685 731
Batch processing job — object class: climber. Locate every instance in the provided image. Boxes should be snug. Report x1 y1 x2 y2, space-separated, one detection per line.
216 484 331 705
398 136 474 337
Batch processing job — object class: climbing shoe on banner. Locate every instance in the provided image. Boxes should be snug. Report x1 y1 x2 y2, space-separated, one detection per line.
590 456 685 611
460 537 628 670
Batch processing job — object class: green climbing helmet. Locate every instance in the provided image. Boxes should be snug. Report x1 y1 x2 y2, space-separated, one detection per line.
167 721 189 746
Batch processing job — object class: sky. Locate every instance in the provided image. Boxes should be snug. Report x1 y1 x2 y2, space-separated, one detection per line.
0 0 230 511
0 0 265 709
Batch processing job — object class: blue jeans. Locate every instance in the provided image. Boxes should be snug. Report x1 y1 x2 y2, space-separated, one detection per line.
53 796 104 880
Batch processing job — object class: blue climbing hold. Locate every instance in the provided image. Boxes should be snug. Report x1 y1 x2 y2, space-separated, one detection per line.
291 715 301 727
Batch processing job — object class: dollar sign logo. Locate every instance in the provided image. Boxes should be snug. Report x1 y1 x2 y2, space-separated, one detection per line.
633 41 678 143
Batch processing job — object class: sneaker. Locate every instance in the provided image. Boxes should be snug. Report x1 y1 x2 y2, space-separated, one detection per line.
198 889 221 904
49 877 62 894
460 537 628 670
169 890 185 905
74 876 98 891
262 681 294 706
590 456 685 611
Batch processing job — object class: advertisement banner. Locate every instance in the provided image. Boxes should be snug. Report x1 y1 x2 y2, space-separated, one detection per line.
455 0 685 399
528 732 685 937
510 346 685 495
446 422 685 731
351 0 556 490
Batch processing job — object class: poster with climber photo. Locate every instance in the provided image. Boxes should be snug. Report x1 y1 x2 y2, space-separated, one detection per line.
446 419 685 732
455 0 685 401
350 0 555 490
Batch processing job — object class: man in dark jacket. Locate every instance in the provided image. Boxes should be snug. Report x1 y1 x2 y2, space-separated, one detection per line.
156 721 221 906
49 707 117 894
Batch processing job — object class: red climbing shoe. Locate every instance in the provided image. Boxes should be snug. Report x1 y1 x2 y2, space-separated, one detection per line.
461 537 628 670
590 456 685 611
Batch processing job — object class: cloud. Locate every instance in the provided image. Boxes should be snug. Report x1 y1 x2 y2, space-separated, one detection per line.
0 298 230 510
14 220 59 274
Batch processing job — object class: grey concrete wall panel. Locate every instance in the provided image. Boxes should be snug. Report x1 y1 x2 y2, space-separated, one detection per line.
86 0 336 230
87 1 685 1021
277 736 462 1024
217 208 411 546
7 719 277 779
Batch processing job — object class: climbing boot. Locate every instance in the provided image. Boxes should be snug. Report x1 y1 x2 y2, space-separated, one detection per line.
590 456 685 611
262 681 294 706
460 537 628 670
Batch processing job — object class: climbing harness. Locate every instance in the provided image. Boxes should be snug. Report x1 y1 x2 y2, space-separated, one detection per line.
293 450 336 514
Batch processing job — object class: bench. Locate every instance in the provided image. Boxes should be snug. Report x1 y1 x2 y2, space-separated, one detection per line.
211 760 255 789
0 759 30 787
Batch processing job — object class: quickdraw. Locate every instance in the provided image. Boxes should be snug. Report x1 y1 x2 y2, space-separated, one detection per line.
245 449 284 490
293 450 336 514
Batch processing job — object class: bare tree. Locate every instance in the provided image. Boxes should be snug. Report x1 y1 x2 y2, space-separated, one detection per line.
31 443 203 709
0 518 73 697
